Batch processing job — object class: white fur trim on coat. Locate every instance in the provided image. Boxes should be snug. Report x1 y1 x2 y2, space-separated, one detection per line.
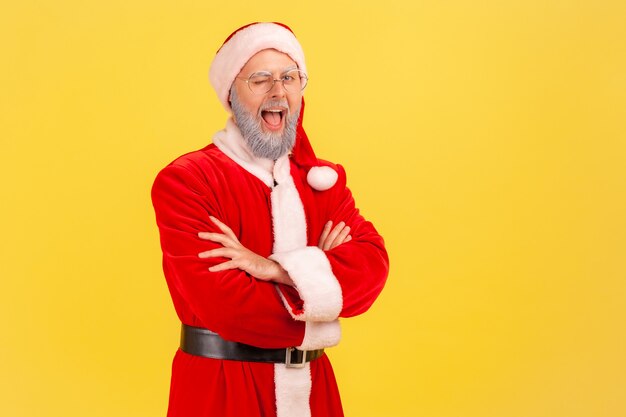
209 23 307 112
274 363 312 417
271 157 308 253
271 246 343 321
213 119 275 187
211 117 340 417
269 153 322 417
298 320 341 351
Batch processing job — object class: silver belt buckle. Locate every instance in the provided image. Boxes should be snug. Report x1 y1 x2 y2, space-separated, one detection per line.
285 347 307 368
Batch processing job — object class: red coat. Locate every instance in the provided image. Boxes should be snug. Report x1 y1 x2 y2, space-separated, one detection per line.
152 125 388 417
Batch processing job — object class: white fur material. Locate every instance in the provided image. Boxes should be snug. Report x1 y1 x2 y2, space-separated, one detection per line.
209 22 307 112
270 157 308 253
211 117 342 417
274 363 312 417
268 157 315 417
213 118 275 187
270 247 343 321
298 320 341 351
267 136 342 417
307 166 338 191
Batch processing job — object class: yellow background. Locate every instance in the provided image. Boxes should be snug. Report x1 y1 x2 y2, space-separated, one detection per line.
1 1 625 416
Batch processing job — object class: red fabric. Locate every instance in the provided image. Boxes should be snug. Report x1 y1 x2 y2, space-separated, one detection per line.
151 144 389 417
218 22 295 53
218 22 259 52
291 98 320 170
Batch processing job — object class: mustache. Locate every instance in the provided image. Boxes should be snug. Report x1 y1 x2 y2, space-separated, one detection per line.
258 99 290 115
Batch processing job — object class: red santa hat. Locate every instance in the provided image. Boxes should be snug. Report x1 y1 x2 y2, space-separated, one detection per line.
209 22 338 191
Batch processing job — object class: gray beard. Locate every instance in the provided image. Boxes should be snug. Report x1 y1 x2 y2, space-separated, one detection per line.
230 87 300 160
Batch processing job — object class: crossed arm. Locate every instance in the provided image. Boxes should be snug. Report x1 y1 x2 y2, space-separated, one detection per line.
197 216 351 286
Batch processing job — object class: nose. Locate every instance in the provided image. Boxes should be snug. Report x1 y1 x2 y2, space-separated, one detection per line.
269 79 286 99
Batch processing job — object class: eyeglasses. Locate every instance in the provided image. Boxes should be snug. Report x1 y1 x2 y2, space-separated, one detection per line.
236 69 308 95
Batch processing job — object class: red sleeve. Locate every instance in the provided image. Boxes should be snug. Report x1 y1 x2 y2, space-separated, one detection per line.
151 164 305 349
324 164 389 318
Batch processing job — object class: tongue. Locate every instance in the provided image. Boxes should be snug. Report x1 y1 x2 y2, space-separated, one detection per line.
262 111 281 126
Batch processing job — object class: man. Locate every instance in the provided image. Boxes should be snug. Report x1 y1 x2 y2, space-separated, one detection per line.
152 22 389 417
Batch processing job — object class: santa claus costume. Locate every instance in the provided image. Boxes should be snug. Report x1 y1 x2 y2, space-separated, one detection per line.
152 22 389 417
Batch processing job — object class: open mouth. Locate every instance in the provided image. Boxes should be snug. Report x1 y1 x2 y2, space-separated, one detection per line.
261 108 286 131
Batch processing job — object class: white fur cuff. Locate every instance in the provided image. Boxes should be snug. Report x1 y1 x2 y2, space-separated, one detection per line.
298 320 341 350
270 246 343 321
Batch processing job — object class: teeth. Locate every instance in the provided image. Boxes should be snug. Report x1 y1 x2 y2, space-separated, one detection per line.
267 109 282 112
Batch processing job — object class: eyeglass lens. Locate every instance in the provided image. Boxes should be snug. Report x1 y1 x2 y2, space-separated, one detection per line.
247 70 307 95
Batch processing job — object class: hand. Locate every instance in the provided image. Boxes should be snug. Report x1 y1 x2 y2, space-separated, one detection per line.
198 216 293 286
318 221 352 251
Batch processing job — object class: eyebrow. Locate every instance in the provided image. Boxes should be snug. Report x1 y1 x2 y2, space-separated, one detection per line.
249 65 299 77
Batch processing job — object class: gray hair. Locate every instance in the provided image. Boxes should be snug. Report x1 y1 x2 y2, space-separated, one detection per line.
230 87 300 160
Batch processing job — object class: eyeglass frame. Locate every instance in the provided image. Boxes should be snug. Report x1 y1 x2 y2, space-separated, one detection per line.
235 69 309 95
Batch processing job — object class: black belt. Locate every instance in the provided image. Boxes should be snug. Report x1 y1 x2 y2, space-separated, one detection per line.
180 324 324 368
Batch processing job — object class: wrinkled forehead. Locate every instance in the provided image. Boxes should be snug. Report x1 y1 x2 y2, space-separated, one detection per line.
237 48 299 78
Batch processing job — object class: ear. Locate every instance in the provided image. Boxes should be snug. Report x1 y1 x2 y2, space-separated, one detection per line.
228 85 234 109
228 84 239 117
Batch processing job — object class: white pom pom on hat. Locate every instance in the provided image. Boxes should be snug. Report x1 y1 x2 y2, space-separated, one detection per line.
209 22 338 191
307 166 339 191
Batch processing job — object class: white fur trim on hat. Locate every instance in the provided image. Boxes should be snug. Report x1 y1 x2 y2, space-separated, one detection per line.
209 23 307 112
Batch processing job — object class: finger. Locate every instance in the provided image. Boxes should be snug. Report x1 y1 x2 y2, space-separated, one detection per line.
197 232 234 246
323 221 345 251
198 247 236 259
330 225 351 249
209 216 239 242
318 221 333 248
345 235 352 242
208 260 239 272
